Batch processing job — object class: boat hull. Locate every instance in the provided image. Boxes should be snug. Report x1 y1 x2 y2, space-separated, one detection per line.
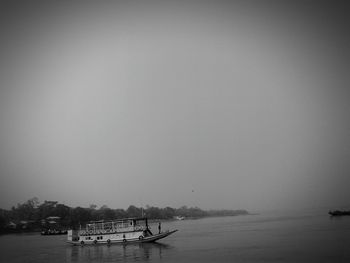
42 230 67 235
67 230 178 246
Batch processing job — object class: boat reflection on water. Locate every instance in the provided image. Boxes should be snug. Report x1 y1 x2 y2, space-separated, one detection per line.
66 242 172 262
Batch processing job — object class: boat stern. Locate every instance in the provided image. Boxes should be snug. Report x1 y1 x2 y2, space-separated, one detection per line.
67 230 80 243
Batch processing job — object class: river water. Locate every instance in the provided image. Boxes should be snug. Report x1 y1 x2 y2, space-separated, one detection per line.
1 212 349 262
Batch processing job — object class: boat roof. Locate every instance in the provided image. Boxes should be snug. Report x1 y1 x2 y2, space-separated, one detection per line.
88 217 148 224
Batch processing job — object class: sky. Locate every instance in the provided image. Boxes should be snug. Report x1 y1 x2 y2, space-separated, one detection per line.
0 0 349 212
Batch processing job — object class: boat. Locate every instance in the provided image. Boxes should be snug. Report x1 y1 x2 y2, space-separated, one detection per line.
329 210 350 216
41 229 67 235
67 217 177 245
173 216 185 220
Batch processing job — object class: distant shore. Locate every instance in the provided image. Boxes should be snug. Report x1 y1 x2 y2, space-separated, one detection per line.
0 198 248 234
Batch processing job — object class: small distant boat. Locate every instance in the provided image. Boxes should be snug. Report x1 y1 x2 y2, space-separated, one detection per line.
41 229 68 235
173 216 185 220
329 210 350 216
67 217 177 245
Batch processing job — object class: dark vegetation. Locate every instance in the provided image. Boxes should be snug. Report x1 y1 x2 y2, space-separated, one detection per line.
0 197 248 233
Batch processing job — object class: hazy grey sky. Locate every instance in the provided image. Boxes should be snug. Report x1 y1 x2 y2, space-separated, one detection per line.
0 0 349 211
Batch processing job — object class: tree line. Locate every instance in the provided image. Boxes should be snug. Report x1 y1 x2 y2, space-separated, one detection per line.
0 198 248 233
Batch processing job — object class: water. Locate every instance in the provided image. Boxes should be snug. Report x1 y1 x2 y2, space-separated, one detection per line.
1 212 349 262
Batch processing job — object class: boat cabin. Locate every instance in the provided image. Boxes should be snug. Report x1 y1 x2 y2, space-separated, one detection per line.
79 217 150 236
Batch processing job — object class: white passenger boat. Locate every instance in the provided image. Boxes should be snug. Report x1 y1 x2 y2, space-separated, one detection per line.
67 217 177 245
